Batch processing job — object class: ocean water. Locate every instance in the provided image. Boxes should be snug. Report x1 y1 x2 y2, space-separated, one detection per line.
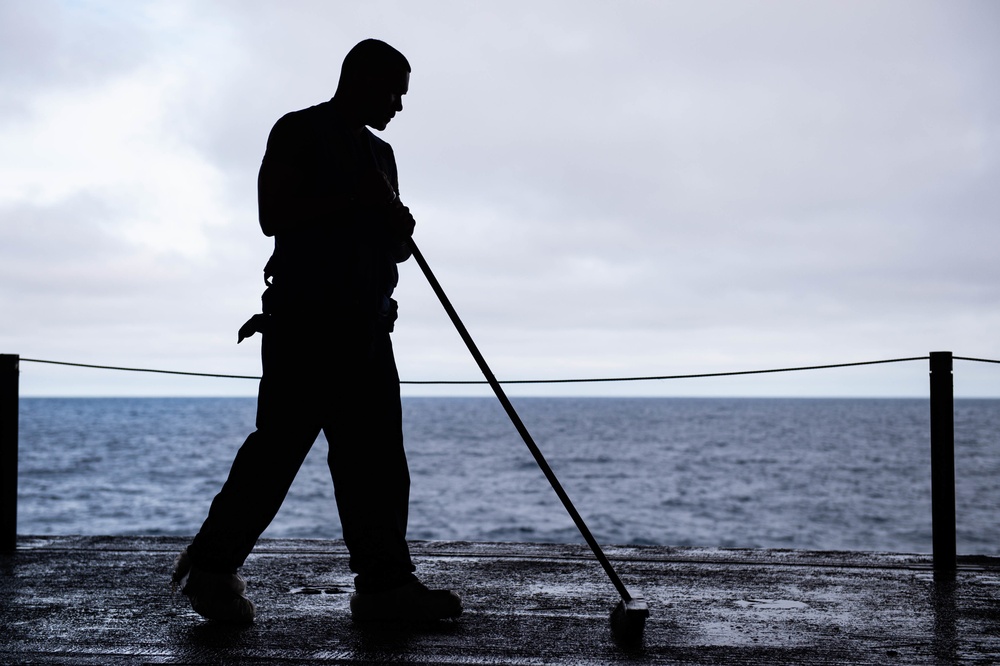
15 397 1000 555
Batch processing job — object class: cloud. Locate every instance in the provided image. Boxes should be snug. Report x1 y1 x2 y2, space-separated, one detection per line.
0 1 156 120
2 0 999 397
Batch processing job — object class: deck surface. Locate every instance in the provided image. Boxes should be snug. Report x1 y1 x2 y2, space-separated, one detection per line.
1 536 998 664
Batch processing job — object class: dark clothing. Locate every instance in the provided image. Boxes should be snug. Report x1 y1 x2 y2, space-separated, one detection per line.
188 100 416 592
258 100 403 329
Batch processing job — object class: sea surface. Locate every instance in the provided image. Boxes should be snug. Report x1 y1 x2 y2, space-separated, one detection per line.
15 397 1000 555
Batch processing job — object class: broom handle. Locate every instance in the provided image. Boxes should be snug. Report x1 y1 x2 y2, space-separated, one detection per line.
409 239 633 602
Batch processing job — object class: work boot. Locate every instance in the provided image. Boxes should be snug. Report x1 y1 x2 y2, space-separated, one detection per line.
171 549 256 623
350 579 462 622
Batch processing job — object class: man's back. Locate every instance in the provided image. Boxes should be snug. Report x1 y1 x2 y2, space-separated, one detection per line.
258 100 401 329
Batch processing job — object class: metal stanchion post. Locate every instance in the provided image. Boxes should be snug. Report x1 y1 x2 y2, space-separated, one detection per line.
929 351 956 571
0 354 18 552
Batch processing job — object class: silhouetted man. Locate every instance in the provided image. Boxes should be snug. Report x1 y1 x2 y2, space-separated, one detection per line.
172 39 461 624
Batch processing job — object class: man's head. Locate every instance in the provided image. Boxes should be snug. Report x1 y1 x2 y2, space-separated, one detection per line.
335 39 410 131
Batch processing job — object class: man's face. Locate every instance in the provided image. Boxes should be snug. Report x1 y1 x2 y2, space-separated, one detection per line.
362 69 409 131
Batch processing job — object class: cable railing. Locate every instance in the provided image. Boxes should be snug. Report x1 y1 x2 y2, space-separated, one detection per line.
1 351 997 570
9 353 953 383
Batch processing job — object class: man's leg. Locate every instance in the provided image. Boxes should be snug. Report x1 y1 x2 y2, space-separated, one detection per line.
187 423 320 572
179 324 322 621
326 331 413 590
188 325 322 572
326 332 461 620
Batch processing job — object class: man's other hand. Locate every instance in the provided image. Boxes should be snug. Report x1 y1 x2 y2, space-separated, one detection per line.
359 169 397 206
388 201 416 243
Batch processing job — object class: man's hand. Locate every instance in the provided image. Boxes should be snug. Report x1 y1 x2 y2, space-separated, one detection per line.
388 199 416 243
386 198 415 261
357 168 415 255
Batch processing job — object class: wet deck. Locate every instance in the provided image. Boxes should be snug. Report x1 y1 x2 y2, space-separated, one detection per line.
1 536 998 664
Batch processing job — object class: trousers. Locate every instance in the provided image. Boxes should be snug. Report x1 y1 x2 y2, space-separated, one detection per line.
188 315 416 592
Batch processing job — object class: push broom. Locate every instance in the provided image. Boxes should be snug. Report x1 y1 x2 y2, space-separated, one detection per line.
408 239 650 644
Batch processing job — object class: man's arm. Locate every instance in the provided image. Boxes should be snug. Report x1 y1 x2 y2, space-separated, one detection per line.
257 113 363 238
258 113 416 251
257 163 358 238
260 160 416 257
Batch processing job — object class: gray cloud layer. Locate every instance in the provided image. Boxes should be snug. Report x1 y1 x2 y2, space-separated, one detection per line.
2 1 998 396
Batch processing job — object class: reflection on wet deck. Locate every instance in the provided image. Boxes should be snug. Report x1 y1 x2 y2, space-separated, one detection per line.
2 536 998 664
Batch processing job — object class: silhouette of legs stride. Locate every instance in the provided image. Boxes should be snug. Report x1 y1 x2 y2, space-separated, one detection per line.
178 323 458 621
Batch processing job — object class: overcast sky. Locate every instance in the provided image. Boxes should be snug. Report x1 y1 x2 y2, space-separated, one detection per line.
1 0 998 397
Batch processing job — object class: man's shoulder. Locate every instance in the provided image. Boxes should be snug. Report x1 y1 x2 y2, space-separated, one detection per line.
274 100 333 131
264 102 338 155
